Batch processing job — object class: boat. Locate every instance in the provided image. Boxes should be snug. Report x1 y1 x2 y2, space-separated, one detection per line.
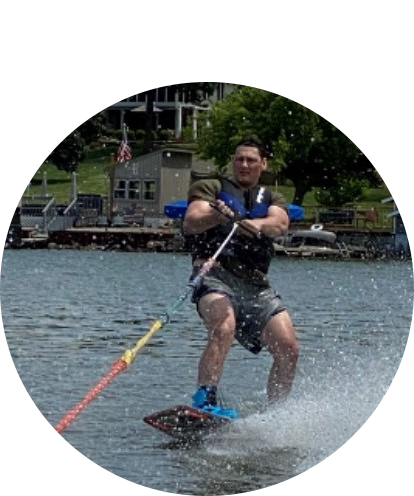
274 224 342 257
274 224 369 258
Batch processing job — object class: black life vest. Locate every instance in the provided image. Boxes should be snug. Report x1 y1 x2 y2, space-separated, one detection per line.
189 178 275 274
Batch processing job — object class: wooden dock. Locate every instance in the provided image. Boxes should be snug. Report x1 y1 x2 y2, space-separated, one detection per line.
47 226 183 251
8 223 396 258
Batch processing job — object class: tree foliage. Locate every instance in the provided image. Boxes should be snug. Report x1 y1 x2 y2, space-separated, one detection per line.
0 83 104 181
197 87 379 205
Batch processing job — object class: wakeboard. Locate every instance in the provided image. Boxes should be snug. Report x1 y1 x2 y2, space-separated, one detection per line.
143 405 232 439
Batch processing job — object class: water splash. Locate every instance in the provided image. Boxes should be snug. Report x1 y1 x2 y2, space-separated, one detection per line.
208 342 414 473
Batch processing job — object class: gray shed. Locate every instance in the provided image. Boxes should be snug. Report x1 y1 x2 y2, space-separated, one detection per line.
110 148 193 222
382 189 414 255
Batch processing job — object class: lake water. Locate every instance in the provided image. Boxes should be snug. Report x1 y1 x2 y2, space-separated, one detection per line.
1 250 413 494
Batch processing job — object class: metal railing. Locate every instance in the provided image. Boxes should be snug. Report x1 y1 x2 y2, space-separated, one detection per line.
62 197 78 230
20 195 56 232
42 197 57 232
299 204 394 230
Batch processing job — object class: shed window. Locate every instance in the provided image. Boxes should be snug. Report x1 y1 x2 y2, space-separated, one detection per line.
128 180 140 199
143 180 156 201
114 180 126 199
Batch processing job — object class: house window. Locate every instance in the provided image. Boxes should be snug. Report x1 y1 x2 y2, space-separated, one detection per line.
114 180 126 198
143 180 156 201
128 181 140 199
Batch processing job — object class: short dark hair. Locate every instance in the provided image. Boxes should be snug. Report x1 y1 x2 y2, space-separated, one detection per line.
234 137 269 159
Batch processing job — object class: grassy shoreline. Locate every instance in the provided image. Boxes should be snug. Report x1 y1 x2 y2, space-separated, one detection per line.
25 159 111 204
25 157 391 211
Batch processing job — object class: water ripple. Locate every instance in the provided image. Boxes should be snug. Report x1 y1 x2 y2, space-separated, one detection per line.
1 251 412 494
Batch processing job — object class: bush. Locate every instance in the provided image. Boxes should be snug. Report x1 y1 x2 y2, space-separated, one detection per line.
85 145 118 160
158 129 170 141
181 125 195 142
135 129 145 140
131 141 144 156
109 130 121 141
315 177 368 207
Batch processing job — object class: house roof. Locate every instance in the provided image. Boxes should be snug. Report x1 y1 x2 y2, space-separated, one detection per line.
381 188 414 203
131 105 163 113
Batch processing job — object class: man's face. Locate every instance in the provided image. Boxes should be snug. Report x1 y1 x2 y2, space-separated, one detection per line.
232 145 267 188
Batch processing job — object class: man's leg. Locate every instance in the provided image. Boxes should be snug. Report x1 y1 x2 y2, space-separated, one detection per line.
197 292 236 386
261 311 299 403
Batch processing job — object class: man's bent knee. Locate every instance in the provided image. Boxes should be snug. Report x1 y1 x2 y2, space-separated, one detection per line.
261 311 299 358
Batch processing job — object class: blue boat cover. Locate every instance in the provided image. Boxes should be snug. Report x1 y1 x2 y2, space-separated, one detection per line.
286 203 304 221
164 200 188 219
164 200 304 221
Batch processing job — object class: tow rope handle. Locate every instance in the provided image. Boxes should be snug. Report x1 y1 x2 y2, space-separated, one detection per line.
209 202 261 238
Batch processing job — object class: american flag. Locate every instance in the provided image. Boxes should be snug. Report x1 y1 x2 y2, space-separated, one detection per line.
116 124 132 163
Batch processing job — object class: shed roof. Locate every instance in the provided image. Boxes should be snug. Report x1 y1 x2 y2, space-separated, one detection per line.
116 147 194 165
115 147 193 162
146 148 194 158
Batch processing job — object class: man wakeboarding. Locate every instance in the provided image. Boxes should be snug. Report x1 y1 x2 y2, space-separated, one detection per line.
182 137 299 420
143 138 299 439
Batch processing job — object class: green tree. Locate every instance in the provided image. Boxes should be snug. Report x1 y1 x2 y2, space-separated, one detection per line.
0 83 104 180
198 87 379 205
315 177 369 207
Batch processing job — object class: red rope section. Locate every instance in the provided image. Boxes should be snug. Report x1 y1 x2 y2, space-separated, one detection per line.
0 359 127 495
33 360 127 455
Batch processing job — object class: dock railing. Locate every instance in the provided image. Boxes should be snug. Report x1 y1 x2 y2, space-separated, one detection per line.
42 197 57 232
299 204 394 231
21 195 57 233
62 197 78 229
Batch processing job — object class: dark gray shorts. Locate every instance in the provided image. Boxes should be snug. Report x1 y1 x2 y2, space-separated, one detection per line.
191 265 286 354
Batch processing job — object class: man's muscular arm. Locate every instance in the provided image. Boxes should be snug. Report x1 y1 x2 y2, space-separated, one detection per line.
183 199 234 235
239 205 289 238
